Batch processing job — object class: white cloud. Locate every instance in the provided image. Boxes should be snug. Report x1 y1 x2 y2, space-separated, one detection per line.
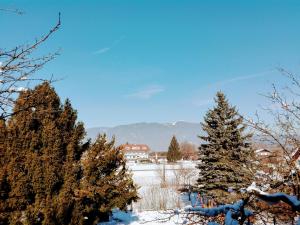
190 70 275 108
94 35 126 55
126 85 165 99
112 35 125 46
192 99 213 107
211 70 275 88
94 47 111 54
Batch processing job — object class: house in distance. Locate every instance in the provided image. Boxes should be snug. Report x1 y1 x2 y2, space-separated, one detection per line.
120 143 151 162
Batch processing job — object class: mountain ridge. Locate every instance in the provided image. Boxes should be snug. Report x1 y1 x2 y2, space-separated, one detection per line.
86 121 202 151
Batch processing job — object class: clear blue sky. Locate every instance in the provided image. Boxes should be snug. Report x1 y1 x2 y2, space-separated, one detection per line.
1 0 300 128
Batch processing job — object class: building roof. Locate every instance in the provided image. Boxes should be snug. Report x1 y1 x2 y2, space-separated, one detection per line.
120 144 150 152
255 148 272 154
292 148 300 161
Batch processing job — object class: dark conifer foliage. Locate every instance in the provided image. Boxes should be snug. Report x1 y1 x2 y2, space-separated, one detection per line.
0 82 138 224
167 135 182 162
196 92 254 201
0 82 88 224
77 134 139 223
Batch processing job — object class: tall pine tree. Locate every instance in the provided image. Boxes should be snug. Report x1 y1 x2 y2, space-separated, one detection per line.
167 136 182 162
196 92 254 202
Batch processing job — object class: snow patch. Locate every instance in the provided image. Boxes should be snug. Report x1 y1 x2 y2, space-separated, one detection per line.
246 182 269 195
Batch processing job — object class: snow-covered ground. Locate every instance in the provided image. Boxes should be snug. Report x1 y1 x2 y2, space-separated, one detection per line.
100 209 191 225
128 161 197 211
98 167 299 225
99 162 299 225
99 209 298 225
129 161 197 187
99 161 198 224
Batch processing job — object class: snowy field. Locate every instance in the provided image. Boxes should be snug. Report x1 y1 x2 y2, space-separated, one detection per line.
100 209 296 225
128 161 197 187
100 209 191 225
98 161 199 225
127 161 197 211
99 162 298 225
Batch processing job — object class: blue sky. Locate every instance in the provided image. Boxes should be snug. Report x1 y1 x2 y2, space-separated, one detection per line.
1 0 300 128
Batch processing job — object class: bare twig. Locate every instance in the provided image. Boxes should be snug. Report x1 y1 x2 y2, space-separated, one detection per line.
0 13 61 118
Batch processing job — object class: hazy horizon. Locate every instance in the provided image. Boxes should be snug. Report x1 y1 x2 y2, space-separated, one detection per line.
86 120 199 129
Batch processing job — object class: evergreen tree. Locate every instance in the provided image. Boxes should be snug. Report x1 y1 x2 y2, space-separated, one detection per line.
167 136 182 162
196 92 254 202
78 134 139 223
0 82 89 224
0 119 9 224
0 82 138 224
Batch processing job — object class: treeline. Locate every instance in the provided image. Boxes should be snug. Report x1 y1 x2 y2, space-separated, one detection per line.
0 83 138 225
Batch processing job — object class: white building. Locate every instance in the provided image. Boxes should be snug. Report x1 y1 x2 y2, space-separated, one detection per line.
255 148 272 157
121 144 150 161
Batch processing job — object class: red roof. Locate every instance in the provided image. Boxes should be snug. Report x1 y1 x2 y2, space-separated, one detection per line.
292 148 300 161
120 144 150 152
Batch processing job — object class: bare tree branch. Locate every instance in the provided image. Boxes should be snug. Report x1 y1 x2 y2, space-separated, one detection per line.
0 13 61 119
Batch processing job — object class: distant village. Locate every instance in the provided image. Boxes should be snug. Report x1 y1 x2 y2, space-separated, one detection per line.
120 142 300 170
120 143 168 163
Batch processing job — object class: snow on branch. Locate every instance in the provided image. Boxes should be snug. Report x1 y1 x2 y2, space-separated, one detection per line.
185 200 252 217
185 199 253 225
247 182 300 211
182 183 300 224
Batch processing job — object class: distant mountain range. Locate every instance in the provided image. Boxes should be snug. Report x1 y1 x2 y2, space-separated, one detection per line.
86 121 202 151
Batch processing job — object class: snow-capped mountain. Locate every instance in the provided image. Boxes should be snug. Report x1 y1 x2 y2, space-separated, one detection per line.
86 121 202 151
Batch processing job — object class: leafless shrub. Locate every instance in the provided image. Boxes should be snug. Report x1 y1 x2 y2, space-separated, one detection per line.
171 164 197 192
156 164 168 188
245 68 300 198
135 185 182 211
180 141 198 160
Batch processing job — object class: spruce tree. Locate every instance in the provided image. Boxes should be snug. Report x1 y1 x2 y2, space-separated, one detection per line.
167 136 182 162
196 92 254 202
78 134 138 223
